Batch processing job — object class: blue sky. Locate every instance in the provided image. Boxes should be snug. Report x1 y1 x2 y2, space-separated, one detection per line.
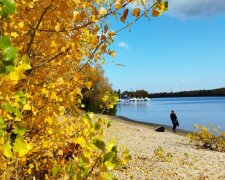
103 0 225 93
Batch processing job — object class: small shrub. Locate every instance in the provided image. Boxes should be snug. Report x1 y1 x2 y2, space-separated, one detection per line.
154 146 173 162
188 124 225 152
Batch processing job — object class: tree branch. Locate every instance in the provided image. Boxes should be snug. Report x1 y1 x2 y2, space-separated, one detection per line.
32 47 70 71
77 40 105 73
38 0 133 33
26 5 51 55
86 152 103 179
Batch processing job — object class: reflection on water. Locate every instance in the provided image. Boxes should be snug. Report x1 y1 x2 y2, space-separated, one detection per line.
116 97 225 131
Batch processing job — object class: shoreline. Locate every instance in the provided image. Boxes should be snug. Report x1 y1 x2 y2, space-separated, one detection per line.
104 115 225 179
114 115 192 136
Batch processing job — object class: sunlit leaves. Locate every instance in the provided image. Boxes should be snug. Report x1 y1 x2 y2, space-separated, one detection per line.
0 118 5 129
76 137 88 148
132 8 140 18
13 135 31 157
99 7 107 16
3 138 13 158
52 165 61 177
120 8 128 22
141 0 146 6
188 124 225 152
104 151 115 162
20 54 31 70
13 123 26 136
78 159 89 178
23 103 31 111
93 138 105 151
3 102 16 114
102 91 118 109
107 121 112 128
84 81 92 90
152 0 168 17
0 0 167 178
152 9 161 17
115 0 123 9
0 118 5 138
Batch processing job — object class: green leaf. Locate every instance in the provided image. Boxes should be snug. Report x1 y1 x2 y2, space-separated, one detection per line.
21 54 31 70
20 97 26 104
3 138 13 158
104 159 117 170
0 36 11 49
16 90 27 103
94 122 101 130
3 102 16 114
13 135 30 157
0 117 5 129
14 108 22 118
68 162 75 176
52 165 61 177
0 64 6 74
13 123 26 136
107 121 112 128
5 65 15 73
93 138 105 151
104 151 115 162
164 1 168 11
0 130 4 137
78 159 88 178
16 90 24 97
2 0 16 16
2 46 17 62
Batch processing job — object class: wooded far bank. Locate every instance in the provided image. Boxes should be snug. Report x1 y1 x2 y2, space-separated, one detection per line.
117 88 225 98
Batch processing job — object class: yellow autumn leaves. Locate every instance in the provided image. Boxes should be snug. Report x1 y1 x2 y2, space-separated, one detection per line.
118 0 168 23
152 0 168 17
0 0 169 179
189 124 225 152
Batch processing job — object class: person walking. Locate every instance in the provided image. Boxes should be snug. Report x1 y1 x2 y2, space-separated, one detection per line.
170 110 179 133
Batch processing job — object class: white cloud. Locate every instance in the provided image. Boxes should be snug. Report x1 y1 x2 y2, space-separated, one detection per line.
126 0 225 19
167 0 225 19
118 42 130 49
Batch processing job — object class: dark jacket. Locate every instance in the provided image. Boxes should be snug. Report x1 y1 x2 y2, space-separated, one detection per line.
170 112 179 125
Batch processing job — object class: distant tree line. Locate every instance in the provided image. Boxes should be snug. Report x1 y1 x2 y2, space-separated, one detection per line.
117 88 225 98
117 89 149 98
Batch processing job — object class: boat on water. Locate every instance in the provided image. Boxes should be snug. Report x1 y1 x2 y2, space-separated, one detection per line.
116 97 150 103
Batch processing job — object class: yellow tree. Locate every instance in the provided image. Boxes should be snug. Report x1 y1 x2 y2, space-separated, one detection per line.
0 0 168 179
82 64 116 114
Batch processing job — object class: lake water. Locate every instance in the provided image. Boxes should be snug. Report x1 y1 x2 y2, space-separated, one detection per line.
116 97 225 132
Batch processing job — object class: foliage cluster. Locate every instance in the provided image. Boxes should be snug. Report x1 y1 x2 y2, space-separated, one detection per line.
0 0 168 179
188 124 225 152
82 65 117 115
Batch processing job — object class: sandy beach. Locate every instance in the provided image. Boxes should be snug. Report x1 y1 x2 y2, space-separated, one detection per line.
104 116 225 180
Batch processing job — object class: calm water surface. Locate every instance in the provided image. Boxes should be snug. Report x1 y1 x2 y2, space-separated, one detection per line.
116 97 225 131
